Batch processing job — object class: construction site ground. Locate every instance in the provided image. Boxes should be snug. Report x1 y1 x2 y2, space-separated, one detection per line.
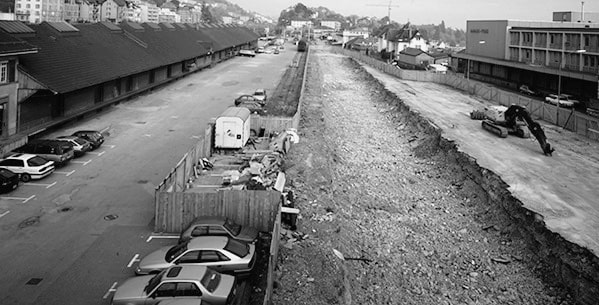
273 45 599 304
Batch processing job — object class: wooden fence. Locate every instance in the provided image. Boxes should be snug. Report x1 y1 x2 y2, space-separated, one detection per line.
155 124 213 193
154 189 281 233
336 48 599 141
263 205 281 305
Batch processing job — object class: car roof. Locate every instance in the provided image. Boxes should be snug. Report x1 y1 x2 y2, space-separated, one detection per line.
254 89 265 93
189 216 227 225
4 153 38 160
164 265 208 281
188 236 229 249
57 136 78 141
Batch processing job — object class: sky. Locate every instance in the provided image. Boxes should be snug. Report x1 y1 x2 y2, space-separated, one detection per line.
226 0 599 29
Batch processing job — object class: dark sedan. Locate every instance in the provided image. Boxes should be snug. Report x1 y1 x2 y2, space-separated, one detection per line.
0 168 19 193
234 95 265 106
72 130 104 149
179 216 259 243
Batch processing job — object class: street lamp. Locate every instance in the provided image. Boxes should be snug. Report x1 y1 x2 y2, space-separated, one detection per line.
556 49 586 124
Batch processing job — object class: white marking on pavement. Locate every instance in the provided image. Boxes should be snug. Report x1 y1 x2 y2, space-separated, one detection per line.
88 151 106 156
0 196 31 201
24 181 57 187
144 134 152 137
23 195 35 204
0 211 10 218
191 135 200 139
54 170 75 176
171 116 179 119
127 254 140 268
46 181 57 189
106 145 116 149
103 282 118 299
146 234 179 242
72 160 92 166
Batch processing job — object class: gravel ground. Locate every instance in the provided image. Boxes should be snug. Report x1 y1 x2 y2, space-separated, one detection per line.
273 46 574 305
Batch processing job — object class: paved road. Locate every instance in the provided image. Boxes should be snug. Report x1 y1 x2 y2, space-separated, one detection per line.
0 45 296 305
360 60 599 257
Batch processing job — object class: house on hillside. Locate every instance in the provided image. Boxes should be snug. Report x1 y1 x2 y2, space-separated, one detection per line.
396 47 434 69
429 51 451 65
342 27 369 45
320 20 341 30
376 23 429 59
344 37 377 55
290 19 313 29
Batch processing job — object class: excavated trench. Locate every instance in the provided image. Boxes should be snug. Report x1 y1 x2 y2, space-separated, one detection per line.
349 57 599 305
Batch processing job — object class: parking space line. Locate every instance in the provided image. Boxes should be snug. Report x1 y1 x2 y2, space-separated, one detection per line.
0 195 31 201
191 135 201 139
23 195 35 203
46 181 57 189
106 145 116 149
54 170 75 176
144 134 152 137
88 151 105 156
103 282 118 299
0 211 10 218
72 160 92 166
127 254 140 268
146 234 179 242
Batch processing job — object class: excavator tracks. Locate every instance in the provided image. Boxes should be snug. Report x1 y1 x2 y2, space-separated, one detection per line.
482 120 508 138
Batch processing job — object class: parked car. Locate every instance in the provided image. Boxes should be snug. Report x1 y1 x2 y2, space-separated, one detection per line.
545 94 580 108
56 136 92 157
0 168 19 193
112 265 237 305
238 49 256 57
13 139 74 166
256 47 265 53
252 89 267 102
274 48 280 54
136 236 256 276
0 153 55 182
71 130 104 150
519 85 537 96
179 216 259 243
234 95 264 106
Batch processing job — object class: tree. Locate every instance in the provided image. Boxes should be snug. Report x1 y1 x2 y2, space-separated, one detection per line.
201 1 216 24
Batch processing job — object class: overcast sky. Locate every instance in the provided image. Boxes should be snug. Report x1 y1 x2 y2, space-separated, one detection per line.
226 0 599 29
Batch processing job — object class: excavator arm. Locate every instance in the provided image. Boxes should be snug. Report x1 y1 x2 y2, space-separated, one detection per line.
504 105 554 156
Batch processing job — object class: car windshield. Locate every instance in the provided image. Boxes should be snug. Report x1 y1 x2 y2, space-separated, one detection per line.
144 269 166 294
254 91 265 96
28 156 48 166
200 268 221 293
223 219 242 236
165 242 188 262
224 238 249 258
74 138 87 145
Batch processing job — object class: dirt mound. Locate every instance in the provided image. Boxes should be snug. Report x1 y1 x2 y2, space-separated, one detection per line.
273 46 590 305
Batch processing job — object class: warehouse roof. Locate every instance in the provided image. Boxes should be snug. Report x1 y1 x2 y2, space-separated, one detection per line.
2 21 258 93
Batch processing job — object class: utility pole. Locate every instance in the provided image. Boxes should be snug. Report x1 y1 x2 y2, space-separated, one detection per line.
367 0 400 24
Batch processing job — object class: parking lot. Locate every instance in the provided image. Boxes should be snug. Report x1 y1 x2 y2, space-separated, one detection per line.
0 45 296 305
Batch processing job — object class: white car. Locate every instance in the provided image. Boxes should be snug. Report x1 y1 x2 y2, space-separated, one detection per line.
545 94 579 108
56 136 92 157
0 153 55 182
253 89 267 102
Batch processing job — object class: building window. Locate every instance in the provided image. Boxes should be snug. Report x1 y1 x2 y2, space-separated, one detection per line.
35 4 39 8
585 36 590 46
26 4 30 8
0 62 7 83
16 3 21 8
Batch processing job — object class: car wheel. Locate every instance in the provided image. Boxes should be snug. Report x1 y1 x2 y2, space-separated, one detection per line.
21 173 31 182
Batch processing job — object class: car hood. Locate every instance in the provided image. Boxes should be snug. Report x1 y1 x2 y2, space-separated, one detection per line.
213 273 236 299
113 275 152 301
237 227 259 242
138 246 171 270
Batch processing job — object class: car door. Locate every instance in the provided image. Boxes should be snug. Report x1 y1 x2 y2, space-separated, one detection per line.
0 159 23 174
208 225 228 237
198 250 231 272
174 282 202 299
147 282 177 305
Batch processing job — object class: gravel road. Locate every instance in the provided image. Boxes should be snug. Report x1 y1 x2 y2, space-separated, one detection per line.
273 46 574 305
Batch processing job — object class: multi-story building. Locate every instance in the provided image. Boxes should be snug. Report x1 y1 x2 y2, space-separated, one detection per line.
40 0 63 22
158 8 178 23
320 20 340 30
553 11 599 23
342 28 369 45
63 0 80 22
290 19 312 29
452 17 599 100
14 0 42 23
139 0 159 23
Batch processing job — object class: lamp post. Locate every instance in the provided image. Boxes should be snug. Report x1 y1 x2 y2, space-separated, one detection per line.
556 49 586 124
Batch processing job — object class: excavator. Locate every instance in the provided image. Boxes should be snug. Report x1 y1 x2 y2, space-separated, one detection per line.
470 104 554 156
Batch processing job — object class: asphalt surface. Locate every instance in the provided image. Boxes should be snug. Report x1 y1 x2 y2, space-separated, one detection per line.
361 63 599 257
0 44 296 305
